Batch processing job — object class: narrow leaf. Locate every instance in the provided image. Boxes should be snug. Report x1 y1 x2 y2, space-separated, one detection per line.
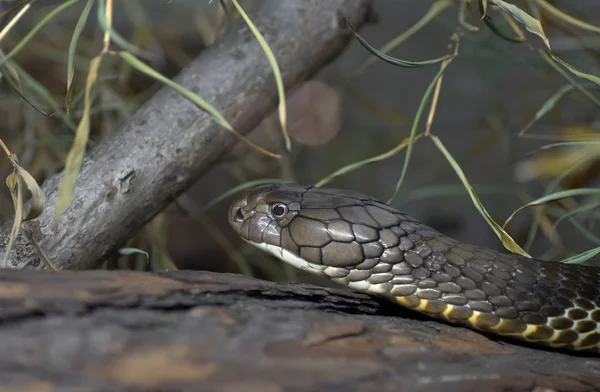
117 51 281 158
315 134 423 188
231 0 290 152
431 134 530 257
97 0 147 58
55 55 102 225
67 0 95 114
519 84 575 135
532 0 600 34
357 0 454 72
489 0 550 49
561 246 600 265
0 0 81 69
349 22 453 68
504 188 600 227
388 58 455 203
550 52 600 86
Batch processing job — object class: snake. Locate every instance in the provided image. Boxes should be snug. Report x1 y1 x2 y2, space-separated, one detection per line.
228 183 600 353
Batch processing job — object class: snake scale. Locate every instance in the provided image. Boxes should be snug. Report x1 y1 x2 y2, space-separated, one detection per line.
228 183 600 353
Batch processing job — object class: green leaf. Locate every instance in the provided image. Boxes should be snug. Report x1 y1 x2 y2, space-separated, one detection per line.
388 58 454 203
116 51 281 159
97 0 147 58
118 247 149 262
550 52 600 86
520 84 575 135
431 134 531 258
489 0 550 49
67 0 95 114
231 0 290 152
357 0 454 73
561 246 600 265
532 0 600 34
538 49 600 109
315 134 423 188
504 188 600 228
349 22 453 68
0 0 81 69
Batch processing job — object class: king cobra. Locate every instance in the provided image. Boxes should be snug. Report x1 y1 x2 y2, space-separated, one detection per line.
228 183 600 353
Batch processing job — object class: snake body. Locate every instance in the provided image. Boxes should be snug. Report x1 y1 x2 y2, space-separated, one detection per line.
228 183 600 353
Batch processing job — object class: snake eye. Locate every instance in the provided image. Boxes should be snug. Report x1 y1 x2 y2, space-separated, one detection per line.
271 203 288 218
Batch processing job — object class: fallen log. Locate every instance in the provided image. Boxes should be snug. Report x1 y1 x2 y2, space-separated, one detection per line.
0 270 598 391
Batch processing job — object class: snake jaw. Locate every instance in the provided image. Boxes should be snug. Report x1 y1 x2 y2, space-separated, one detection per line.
244 239 327 274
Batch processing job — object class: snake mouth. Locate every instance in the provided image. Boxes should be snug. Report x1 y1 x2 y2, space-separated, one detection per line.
244 240 328 274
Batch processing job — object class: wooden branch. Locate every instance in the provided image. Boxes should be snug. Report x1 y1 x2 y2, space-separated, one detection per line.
0 0 372 270
0 270 597 390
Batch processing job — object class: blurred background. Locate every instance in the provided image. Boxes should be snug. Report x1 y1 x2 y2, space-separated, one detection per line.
1 0 600 284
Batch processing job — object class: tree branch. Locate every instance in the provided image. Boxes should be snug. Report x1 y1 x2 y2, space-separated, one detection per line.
0 0 373 270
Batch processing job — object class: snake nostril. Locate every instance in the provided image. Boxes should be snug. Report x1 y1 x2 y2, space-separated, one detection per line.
234 207 245 223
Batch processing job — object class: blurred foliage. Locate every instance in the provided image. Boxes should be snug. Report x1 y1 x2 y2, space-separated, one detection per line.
1 1 600 279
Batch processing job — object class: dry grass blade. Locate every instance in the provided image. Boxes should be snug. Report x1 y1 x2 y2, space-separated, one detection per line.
14 162 45 221
3 168 23 268
0 0 81 68
356 0 454 73
431 134 531 257
231 0 290 152
66 0 95 114
315 134 423 188
116 51 281 158
0 1 30 42
532 0 600 34
55 55 102 225
1 141 47 267
488 0 550 49
504 188 600 228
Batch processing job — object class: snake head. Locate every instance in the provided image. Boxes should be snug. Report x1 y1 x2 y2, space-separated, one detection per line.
228 183 414 281
229 183 306 244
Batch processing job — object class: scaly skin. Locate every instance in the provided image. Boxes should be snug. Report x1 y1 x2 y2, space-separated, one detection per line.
228 183 600 353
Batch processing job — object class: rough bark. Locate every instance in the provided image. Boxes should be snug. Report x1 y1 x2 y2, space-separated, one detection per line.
0 0 372 270
0 269 597 391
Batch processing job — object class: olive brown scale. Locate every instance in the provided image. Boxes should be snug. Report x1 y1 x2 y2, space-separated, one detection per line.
229 183 600 353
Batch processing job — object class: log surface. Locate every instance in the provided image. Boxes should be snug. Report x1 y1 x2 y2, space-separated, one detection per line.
0 270 598 391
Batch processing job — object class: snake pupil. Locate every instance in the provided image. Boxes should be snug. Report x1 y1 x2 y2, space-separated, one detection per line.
272 204 287 217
